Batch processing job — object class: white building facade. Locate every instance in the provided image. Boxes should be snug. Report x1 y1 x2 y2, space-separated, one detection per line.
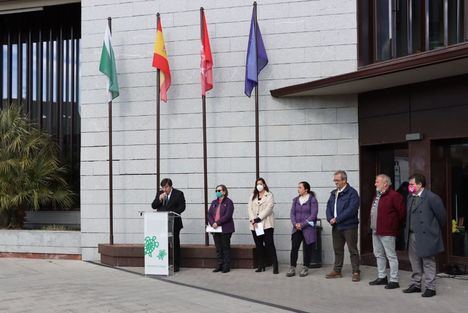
79 0 359 263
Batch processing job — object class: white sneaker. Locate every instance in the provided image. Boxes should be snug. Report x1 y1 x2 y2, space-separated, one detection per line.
286 266 296 277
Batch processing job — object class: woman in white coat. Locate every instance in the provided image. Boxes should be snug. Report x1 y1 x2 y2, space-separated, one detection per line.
247 178 279 274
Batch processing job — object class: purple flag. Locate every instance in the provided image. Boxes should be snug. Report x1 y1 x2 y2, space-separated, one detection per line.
244 3 268 97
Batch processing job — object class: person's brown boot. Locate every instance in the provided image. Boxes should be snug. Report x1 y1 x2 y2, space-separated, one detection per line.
325 270 342 279
352 272 361 282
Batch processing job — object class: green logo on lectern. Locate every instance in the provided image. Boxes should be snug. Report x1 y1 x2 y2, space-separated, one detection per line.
144 236 159 257
157 249 167 260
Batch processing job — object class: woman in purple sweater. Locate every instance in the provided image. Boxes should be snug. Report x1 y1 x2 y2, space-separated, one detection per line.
286 181 319 277
208 184 235 273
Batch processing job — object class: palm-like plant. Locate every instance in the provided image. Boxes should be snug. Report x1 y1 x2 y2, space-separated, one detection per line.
0 105 74 228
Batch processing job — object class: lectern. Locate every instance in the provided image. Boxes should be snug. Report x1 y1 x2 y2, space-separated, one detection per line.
143 211 178 276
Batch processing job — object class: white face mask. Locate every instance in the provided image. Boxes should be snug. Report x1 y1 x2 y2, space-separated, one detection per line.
256 184 264 192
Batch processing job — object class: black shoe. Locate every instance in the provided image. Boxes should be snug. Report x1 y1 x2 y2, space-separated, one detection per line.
212 267 222 273
369 277 388 285
272 262 279 274
422 289 436 297
255 267 265 272
222 268 230 273
403 285 421 293
385 282 400 289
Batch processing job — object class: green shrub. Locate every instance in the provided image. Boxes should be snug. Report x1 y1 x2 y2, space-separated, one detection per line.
0 105 74 228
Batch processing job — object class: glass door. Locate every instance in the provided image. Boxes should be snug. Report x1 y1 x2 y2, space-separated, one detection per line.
360 144 409 258
432 140 468 268
448 144 468 257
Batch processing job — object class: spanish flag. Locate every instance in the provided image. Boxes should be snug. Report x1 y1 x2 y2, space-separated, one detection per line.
152 16 171 102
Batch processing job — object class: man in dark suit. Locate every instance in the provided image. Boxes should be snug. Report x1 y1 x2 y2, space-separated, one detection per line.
152 178 186 272
403 173 446 298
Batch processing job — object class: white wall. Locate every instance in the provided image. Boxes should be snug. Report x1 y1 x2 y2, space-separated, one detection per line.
80 0 359 263
0 230 81 255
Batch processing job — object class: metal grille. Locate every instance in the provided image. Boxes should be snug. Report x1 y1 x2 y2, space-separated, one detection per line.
0 3 81 209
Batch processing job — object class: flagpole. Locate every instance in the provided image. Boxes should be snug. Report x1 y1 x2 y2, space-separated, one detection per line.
201 7 209 246
107 16 114 245
156 13 161 189
253 2 260 179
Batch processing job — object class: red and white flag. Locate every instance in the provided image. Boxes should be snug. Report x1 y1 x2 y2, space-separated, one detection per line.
200 10 213 96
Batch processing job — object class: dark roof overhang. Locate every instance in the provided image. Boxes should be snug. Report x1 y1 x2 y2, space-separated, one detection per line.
270 43 468 97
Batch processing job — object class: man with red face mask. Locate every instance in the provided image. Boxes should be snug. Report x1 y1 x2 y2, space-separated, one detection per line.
403 173 446 298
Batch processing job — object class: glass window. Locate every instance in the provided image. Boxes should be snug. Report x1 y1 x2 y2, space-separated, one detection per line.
394 151 410 191
0 4 81 209
396 0 410 57
2 45 6 99
22 43 27 100
375 0 393 61
32 42 36 102
42 41 47 102
450 144 468 257
360 0 468 65
11 44 17 99
374 146 409 251
429 0 445 49
411 0 423 53
448 0 465 44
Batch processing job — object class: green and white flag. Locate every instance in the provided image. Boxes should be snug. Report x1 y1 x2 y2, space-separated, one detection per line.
99 23 119 102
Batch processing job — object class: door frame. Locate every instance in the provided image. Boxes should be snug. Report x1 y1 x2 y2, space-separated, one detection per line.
359 143 411 270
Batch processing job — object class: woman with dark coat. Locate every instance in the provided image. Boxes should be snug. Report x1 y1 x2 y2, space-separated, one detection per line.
286 181 319 277
208 184 235 273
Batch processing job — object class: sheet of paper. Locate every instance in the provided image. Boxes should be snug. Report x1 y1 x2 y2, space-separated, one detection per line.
255 222 264 236
206 225 223 233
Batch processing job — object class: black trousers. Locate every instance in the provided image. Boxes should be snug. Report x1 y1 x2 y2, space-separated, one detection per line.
290 230 313 267
251 228 278 270
212 233 232 270
173 227 181 269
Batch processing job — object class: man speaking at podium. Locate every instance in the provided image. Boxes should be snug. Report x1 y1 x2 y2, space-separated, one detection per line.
152 178 186 272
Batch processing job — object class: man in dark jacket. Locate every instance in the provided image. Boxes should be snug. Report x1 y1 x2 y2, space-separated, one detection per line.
369 174 406 289
325 170 361 282
403 173 446 298
152 178 186 272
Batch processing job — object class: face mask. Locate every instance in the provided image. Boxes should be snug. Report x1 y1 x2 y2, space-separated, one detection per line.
408 185 416 194
215 191 223 198
256 184 264 192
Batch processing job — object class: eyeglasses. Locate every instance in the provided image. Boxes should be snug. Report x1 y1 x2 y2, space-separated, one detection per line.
333 179 342 182
215 189 222 192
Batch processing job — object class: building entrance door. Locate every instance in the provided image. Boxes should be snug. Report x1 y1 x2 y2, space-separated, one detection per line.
432 141 468 271
360 144 410 269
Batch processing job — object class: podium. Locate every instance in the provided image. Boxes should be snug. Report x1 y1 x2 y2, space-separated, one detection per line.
143 211 177 276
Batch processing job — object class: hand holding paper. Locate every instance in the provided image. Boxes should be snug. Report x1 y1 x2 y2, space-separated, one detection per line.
206 225 222 233
255 222 264 236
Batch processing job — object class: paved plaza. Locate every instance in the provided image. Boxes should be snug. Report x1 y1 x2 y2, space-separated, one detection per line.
0 258 467 313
